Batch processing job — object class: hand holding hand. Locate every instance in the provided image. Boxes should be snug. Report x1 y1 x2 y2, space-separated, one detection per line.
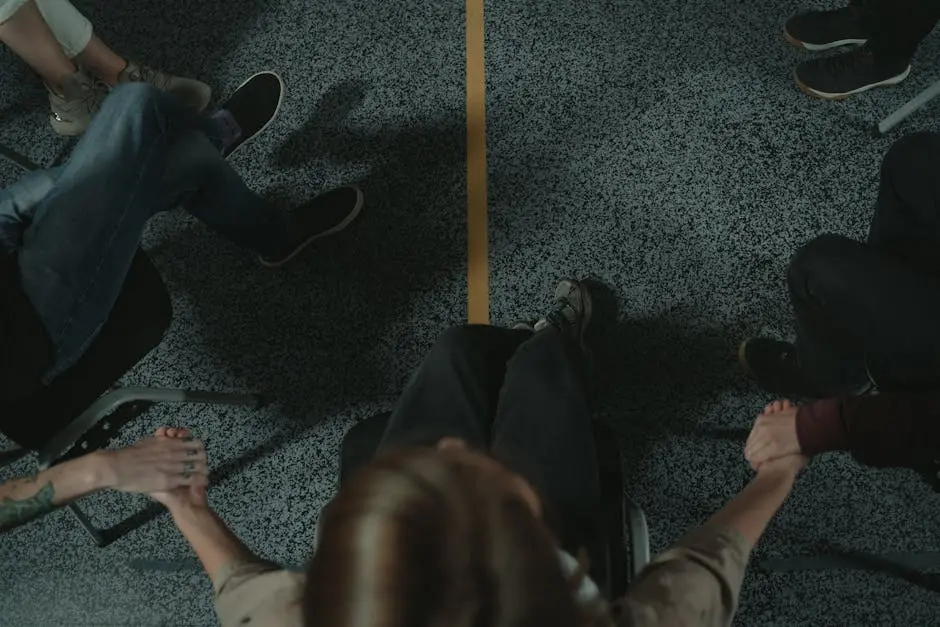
745 399 805 472
754 451 807 479
146 427 210 511
99 427 208 494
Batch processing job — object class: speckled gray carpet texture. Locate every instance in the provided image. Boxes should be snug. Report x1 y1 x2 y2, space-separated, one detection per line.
1 0 939 625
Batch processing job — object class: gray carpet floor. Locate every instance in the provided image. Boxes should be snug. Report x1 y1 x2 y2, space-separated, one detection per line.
2 0 940 625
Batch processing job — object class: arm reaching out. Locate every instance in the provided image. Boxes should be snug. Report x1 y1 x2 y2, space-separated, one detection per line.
0 428 208 532
151 428 304 627
147 427 257 583
612 455 805 626
0 452 105 531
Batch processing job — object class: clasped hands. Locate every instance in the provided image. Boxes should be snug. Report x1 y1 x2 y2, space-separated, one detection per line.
96 426 210 510
745 399 808 474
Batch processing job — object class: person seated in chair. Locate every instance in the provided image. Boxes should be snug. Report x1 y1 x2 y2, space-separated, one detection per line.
785 0 940 100
739 132 940 480
0 0 211 135
1 427 207 532
0 71 364 402
153 279 806 627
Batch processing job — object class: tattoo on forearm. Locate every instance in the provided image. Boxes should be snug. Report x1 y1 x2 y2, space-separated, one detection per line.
0 482 56 531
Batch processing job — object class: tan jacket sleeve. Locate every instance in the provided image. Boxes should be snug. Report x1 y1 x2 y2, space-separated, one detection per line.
213 559 306 627
610 526 751 627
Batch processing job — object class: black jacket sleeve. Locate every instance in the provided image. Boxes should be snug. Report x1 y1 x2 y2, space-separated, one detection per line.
797 394 940 477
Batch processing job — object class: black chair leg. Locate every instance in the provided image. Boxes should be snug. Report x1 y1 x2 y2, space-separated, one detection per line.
0 447 28 467
0 143 40 171
67 503 107 547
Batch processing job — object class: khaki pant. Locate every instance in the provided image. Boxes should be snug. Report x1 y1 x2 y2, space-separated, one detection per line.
0 0 92 58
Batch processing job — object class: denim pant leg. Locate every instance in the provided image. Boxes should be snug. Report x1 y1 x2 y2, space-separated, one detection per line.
167 130 290 258
0 166 63 253
17 83 288 380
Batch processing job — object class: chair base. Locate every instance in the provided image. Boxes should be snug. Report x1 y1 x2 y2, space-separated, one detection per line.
761 551 940 592
876 79 940 135
0 143 40 171
39 386 264 469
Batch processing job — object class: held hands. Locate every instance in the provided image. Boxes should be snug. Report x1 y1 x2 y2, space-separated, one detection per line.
745 399 808 475
146 427 210 511
99 427 209 494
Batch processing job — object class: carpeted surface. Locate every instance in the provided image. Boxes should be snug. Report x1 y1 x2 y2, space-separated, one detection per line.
2 0 940 625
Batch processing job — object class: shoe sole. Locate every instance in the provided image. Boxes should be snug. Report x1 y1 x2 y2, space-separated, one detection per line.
794 64 911 100
49 116 86 136
223 70 285 161
783 28 867 52
259 187 364 269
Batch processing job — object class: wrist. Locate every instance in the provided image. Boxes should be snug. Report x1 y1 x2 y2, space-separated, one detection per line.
754 466 799 487
86 450 118 490
168 500 213 521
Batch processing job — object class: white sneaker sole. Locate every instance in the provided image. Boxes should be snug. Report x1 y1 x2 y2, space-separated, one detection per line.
259 187 365 269
224 70 285 161
784 28 868 52
795 65 911 100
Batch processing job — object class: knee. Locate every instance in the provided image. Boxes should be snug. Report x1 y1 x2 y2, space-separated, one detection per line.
97 83 162 120
787 234 860 296
430 325 484 359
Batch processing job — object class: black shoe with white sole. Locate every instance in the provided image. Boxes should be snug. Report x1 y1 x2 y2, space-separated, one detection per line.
738 337 872 399
215 71 284 159
784 6 869 51
259 186 364 268
794 45 910 100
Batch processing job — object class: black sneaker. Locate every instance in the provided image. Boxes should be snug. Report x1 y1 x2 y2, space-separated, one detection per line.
534 279 593 352
738 337 827 398
259 186 364 268
794 46 910 100
784 6 869 51
216 71 284 159
736 335 880 401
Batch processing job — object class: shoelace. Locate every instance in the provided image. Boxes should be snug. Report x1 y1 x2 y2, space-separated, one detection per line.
126 64 171 90
57 79 105 119
546 299 578 329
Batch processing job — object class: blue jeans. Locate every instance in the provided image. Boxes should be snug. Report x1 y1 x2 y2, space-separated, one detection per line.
0 83 291 382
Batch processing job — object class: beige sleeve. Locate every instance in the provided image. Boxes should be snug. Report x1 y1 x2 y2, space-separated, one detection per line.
611 526 751 627
214 559 306 627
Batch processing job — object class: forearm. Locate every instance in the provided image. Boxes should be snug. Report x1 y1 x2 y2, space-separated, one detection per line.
0 451 111 531
169 504 260 584
705 469 796 548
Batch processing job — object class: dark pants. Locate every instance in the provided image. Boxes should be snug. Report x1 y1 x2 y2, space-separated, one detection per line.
0 83 290 382
790 132 940 393
378 324 602 556
851 0 940 61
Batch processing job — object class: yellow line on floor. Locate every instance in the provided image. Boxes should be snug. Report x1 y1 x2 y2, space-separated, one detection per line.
466 0 489 324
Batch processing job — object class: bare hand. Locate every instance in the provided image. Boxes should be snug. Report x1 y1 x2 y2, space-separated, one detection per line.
745 400 804 471
99 427 208 494
146 427 209 510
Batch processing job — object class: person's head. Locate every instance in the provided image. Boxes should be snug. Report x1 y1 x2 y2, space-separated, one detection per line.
304 439 611 627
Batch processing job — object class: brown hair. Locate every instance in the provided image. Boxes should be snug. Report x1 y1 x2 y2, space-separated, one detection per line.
303 447 612 627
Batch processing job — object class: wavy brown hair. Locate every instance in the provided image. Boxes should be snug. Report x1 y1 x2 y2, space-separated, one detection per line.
303 447 612 627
